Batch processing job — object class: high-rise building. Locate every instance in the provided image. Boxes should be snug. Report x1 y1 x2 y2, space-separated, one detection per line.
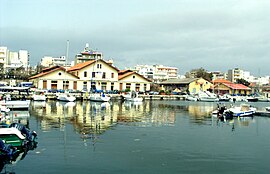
74 43 103 64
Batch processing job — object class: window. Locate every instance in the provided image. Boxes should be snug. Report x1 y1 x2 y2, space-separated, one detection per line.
102 72 106 79
84 71 87 77
83 81 87 91
58 72 62 76
92 72 95 78
97 64 102 69
111 73 114 78
133 75 135 79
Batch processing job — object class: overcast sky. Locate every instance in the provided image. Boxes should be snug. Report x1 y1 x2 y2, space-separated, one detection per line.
1 0 270 76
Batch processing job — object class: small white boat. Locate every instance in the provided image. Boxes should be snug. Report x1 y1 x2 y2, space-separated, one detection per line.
32 90 46 101
57 93 76 102
89 93 110 102
123 91 143 102
0 100 31 110
186 94 198 101
225 104 256 117
197 91 219 102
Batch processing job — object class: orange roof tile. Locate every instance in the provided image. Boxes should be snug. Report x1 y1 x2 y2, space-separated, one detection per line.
223 83 251 90
68 60 95 72
29 66 79 80
212 79 232 84
118 70 151 82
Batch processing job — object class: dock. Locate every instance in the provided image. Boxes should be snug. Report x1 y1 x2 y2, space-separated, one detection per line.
254 111 270 117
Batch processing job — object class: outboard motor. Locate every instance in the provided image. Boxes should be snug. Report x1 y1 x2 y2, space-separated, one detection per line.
0 139 16 158
9 123 37 141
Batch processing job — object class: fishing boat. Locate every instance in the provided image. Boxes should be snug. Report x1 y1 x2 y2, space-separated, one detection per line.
0 138 17 159
224 104 256 117
57 93 76 102
0 123 37 147
32 90 46 101
0 127 27 147
123 91 143 102
89 93 110 102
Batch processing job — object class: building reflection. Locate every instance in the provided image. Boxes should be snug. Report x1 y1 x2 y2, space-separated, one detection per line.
30 100 177 136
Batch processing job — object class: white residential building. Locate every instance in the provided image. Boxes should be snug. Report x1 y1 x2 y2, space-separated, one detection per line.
132 64 178 83
75 43 103 64
19 50 29 68
40 56 70 67
0 47 8 65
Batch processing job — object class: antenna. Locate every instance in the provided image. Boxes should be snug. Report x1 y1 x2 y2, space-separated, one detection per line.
66 40 69 66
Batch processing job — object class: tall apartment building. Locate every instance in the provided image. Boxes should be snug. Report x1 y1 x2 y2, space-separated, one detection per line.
228 68 243 83
74 43 103 64
0 47 8 66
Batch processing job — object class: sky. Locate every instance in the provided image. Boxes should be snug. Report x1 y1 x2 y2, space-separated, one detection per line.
1 0 270 76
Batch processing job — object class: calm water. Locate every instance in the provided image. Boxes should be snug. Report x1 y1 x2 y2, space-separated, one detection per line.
1 100 270 174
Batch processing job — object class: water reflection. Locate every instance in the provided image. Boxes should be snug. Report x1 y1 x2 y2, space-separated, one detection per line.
30 100 261 136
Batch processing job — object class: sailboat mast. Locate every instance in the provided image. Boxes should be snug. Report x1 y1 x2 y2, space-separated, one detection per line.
64 40 69 91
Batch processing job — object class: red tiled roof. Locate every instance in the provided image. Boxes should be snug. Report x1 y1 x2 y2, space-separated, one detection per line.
68 60 95 72
29 66 79 80
212 79 232 84
68 59 119 72
118 70 151 82
223 83 251 90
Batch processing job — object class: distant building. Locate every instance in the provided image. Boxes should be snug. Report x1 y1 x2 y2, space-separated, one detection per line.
131 64 178 83
0 47 8 66
18 50 29 68
40 56 69 67
74 43 103 64
159 78 213 94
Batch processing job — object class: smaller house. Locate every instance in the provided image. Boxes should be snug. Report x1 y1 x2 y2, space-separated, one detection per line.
118 70 151 92
159 78 213 94
212 79 251 95
29 66 79 90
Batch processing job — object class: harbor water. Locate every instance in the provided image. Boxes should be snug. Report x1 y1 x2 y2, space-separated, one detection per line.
2 100 270 174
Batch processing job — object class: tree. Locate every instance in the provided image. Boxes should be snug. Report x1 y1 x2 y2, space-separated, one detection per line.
185 67 213 81
236 78 250 87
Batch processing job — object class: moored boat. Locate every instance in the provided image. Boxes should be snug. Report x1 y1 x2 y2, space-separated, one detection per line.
89 93 110 102
0 123 37 148
0 100 30 110
123 91 143 102
57 93 76 102
224 104 256 117
32 90 46 101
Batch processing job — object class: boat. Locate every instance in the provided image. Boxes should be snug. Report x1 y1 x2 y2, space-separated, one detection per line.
0 138 17 158
224 104 256 117
266 107 270 112
89 93 110 102
57 93 76 102
186 94 198 101
0 123 37 147
32 90 46 101
123 91 143 102
0 100 30 110
246 96 258 102
197 91 219 102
